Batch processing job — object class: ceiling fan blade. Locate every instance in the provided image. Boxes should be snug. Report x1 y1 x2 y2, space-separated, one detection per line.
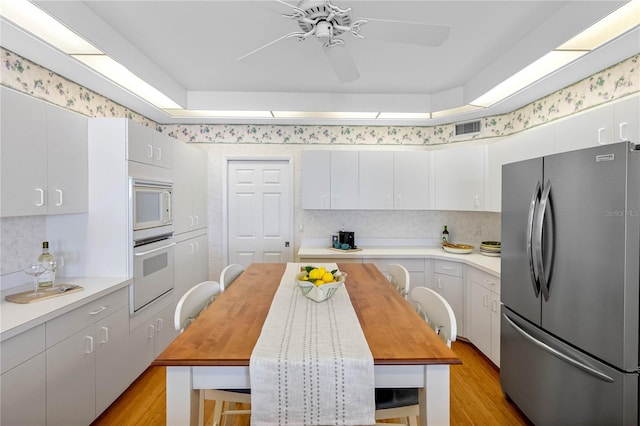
324 44 360 83
359 18 450 47
237 32 298 61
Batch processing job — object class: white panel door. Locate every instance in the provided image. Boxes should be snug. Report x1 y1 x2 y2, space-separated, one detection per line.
228 160 292 267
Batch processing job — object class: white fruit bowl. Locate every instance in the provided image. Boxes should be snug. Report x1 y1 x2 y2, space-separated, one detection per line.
295 271 347 303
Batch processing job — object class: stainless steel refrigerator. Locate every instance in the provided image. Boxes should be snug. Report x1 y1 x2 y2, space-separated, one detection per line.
501 141 639 425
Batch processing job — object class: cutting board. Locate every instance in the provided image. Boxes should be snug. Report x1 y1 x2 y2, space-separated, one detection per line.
327 247 363 253
5 284 84 304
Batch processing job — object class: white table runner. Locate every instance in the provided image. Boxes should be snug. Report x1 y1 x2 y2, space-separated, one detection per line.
250 263 375 425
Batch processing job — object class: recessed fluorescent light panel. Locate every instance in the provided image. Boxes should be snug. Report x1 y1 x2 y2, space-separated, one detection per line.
164 109 272 118
73 55 181 109
431 105 483 119
272 111 379 119
0 0 101 54
377 112 431 119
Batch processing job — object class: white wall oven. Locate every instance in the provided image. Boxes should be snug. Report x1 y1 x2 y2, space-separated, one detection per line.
129 177 175 313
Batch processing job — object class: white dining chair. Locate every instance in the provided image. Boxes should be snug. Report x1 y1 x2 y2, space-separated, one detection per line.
174 281 251 426
219 263 244 292
374 286 457 425
387 263 411 298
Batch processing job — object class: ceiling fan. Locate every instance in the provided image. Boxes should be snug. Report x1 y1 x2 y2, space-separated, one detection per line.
237 0 450 83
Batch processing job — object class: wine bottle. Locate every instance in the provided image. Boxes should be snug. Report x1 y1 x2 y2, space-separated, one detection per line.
441 226 450 243
37 241 55 287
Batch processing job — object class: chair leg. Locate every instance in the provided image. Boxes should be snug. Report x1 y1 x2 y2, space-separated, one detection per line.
212 400 224 426
196 390 205 426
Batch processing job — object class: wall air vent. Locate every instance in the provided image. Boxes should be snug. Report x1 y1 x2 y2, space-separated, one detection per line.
454 120 482 137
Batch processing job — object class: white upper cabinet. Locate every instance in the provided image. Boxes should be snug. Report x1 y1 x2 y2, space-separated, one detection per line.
330 151 359 209
432 144 486 211
394 151 429 210
173 141 208 234
126 121 172 168
613 95 639 144
359 151 393 209
1 87 88 217
301 150 358 209
554 104 614 153
301 150 331 209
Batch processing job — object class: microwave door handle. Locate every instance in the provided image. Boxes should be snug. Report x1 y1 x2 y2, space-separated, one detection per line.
527 180 541 298
164 191 172 224
134 242 176 256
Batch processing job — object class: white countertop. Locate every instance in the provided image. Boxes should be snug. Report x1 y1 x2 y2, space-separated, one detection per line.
1 276 131 342
298 245 500 276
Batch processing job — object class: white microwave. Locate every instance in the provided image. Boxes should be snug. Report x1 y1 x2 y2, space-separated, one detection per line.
131 179 173 233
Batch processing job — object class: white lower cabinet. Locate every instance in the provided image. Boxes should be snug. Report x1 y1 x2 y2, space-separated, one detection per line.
431 260 464 334
130 300 179 381
0 325 46 426
468 267 501 366
174 230 209 298
45 288 129 425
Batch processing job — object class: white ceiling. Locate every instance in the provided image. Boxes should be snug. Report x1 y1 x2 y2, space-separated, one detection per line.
3 1 638 125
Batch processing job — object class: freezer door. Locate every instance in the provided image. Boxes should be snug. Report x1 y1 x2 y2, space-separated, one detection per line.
542 142 639 371
501 157 543 325
501 308 638 426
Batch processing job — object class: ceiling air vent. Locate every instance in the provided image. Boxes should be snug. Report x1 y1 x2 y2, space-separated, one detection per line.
454 120 482 137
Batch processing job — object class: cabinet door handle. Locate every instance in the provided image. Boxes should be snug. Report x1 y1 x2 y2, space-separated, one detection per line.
156 318 164 332
89 306 107 315
189 243 195 255
36 188 45 207
146 144 153 158
100 326 109 344
597 127 606 145
55 189 63 206
492 300 499 313
483 294 489 307
437 277 443 289
148 324 155 339
85 336 94 354
194 241 199 252
194 215 199 225
396 194 401 207
156 147 162 160
619 122 628 141
189 215 194 227
474 195 480 208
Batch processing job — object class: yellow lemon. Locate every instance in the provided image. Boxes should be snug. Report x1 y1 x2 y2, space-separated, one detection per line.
321 272 334 283
308 268 322 280
314 279 324 286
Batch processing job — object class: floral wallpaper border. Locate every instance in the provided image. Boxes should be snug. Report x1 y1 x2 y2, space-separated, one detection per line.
2 47 638 145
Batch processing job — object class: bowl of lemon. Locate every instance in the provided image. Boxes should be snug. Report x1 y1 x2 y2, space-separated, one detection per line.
296 266 346 303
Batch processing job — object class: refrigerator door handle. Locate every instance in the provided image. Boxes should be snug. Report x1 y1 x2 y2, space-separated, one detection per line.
503 313 614 383
535 180 554 301
527 180 542 297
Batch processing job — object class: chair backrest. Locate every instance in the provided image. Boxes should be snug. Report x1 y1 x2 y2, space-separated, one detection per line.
409 286 457 347
219 263 244 292
174 281 221 332
387 263 410 298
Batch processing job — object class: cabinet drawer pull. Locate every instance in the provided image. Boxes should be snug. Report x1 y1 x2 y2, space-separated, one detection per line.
484 278 495 286
89 306 107 315
100 326 109 344
85 336 94 354
55 189 63 206
36 188 45 207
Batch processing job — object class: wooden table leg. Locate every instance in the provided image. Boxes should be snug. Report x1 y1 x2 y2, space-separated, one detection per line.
166 366 199 426
419 364 450 426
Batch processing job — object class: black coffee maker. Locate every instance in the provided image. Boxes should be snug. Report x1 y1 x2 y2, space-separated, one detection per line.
339 231 355 249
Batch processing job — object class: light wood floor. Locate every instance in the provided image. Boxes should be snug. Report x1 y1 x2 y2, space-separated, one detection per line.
91 340 531 425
